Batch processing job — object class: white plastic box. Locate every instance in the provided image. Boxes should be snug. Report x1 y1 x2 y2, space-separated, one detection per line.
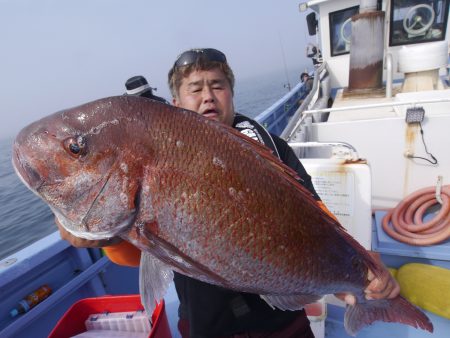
85 310 151 333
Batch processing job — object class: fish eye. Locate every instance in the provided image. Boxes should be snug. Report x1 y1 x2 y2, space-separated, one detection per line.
69 143 81 154
64 136 87 157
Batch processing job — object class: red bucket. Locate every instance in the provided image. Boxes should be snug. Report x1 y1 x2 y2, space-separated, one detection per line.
48 295 171 338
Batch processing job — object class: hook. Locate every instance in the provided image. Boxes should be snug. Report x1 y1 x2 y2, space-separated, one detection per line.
435 175 443 204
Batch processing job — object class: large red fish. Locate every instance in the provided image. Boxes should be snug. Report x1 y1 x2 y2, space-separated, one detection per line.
12 96 432 335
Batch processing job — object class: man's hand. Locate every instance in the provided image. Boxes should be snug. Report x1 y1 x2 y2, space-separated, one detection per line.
55 217 122 248
335 252 400 305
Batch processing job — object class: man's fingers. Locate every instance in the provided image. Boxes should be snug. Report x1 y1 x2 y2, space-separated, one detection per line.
365 270 399 300
367 269 375 281
365 272 387 292
54 215 122 248
334 293 356 306
344 294 356 305
388 282 401 299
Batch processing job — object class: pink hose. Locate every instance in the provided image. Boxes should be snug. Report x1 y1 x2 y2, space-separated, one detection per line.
382 185 450 246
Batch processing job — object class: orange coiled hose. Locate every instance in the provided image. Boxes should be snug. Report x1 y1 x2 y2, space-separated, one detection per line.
382 185 450 246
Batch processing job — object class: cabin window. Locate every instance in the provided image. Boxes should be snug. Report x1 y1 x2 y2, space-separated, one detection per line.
389 0 449 46
329 6 359 57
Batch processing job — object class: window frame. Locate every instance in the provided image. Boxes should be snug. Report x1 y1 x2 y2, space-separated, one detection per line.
389 0 449 46
328 6 360 57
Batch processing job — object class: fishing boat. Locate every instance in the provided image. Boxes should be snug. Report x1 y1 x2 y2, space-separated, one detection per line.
1 0 449 337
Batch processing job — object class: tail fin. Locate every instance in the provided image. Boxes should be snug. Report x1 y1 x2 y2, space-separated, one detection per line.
344 296 433 336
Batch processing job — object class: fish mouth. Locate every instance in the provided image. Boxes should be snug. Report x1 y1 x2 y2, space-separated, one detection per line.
12 146 44 192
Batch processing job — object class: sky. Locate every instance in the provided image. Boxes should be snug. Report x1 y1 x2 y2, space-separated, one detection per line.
0 0 313 138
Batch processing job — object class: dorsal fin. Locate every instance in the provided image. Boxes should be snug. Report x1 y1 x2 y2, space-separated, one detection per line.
220 122 303 181
219 122 383 279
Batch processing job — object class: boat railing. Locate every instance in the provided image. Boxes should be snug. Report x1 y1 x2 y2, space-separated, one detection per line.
283 96 450 159
288 141 360 161
281 62 329 141
283 89 450 147
0 232 140 337
385 52 393 99
302 97 450 116
1 256 112 337
255 72 312 136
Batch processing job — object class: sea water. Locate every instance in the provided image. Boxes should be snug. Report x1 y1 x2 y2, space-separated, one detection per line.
0 67 306 260
0 137 55 260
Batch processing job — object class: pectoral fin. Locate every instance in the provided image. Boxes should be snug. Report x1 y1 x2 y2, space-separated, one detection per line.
139 251 174 317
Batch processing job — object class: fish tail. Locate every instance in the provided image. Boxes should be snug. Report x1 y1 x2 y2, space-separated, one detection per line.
344 296 433 336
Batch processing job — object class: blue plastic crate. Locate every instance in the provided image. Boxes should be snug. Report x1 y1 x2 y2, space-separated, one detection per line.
372 211 450 262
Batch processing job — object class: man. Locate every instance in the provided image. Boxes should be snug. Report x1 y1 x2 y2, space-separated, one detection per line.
58 48 399 338
300 72 314 93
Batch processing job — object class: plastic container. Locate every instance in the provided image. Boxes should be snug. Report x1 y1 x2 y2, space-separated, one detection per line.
72 330 148 338
305 298 327 338
48 295 171 338
301 159 372 249
85 310 151 332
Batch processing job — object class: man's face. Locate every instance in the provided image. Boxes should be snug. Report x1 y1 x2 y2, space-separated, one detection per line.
173 68 235 126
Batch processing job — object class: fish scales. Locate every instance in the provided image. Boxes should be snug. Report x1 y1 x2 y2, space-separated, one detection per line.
12 96 433 335
143 104 342 293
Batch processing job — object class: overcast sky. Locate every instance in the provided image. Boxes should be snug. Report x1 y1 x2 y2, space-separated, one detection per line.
0 0 313 138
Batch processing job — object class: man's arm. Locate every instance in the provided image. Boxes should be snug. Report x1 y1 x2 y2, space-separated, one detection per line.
102 241 141 267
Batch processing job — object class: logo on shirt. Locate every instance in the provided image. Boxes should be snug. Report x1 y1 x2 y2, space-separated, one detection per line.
235 121 254 129
235 121 264 144
240 128 259 141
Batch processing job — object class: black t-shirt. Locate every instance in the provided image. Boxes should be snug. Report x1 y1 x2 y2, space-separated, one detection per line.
174 114 320 337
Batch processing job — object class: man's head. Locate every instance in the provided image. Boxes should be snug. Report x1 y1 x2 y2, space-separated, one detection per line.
168 48 235 126
300 72 309 83
125 75 154 98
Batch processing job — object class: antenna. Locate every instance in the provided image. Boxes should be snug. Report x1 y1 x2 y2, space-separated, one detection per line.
278 32 291 91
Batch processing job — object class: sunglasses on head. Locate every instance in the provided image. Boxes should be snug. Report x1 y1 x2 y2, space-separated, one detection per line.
174 48 227 67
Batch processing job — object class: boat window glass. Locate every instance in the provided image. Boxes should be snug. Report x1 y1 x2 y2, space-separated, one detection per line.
329 6 359 57
389 0 449 46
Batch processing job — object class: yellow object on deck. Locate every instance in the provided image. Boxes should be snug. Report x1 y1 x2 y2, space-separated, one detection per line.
397 263 450 320
387 267 397 278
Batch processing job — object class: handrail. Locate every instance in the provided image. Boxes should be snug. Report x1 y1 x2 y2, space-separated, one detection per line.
303 97 450 115
302 0 331 9
281 62 328 140
289 141 357 152
385 52 393 98
289 141 359 160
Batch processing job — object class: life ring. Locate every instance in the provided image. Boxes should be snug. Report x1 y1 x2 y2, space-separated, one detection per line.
340 17 352 44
